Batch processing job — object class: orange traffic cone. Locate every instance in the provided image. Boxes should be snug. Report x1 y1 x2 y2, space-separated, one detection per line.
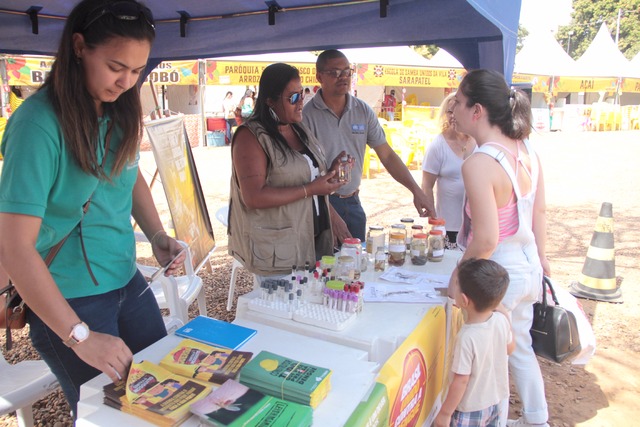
569 202 622 303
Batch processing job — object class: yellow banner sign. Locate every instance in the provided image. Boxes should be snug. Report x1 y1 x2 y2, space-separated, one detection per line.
145 60 199 85
5 56 53 86
512 73 624 93
356 63 463 88
206 61 318 85
622 78 640 93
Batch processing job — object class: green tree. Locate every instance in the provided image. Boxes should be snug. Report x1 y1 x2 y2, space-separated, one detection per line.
557 0 640 60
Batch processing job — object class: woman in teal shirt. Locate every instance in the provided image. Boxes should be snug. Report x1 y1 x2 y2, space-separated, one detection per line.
0 0 183 416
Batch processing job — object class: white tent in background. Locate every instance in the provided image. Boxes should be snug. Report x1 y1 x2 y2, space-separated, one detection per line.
514 31 577 76
575 23 638 78
339 46 431 66
429 48 464 68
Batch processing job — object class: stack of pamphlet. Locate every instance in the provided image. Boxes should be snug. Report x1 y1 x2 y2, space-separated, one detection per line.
103 339 254 426
238 351 332 409
160 338 252 386
190 379 313 427
103 360 210 427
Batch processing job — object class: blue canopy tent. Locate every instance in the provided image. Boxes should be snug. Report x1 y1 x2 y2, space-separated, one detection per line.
0 0 521 80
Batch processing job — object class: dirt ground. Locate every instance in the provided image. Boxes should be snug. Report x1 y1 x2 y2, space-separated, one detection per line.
1 129 639 426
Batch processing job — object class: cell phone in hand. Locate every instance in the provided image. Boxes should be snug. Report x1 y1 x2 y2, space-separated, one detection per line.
149 247 187 282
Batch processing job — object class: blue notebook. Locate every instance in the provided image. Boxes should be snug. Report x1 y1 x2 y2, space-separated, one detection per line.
174 316 257 350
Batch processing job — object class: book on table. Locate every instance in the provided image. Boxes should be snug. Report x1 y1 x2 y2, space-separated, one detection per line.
159 338 252 387
175 316 257 350
103 360 211 427
190 379 313 427
238 350 332 409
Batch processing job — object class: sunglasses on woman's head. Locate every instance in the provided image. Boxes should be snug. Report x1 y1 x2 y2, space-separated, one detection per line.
82 1 155 32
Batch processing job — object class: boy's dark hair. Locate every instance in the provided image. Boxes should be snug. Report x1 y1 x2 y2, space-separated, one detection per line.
457 258 510 312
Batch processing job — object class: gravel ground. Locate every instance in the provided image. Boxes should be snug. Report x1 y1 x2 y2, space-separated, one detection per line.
2 129 639 427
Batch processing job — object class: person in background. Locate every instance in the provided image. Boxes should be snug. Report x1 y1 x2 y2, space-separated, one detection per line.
302 87 313 107
228 63 345 282
239 89 255 119
435 258 514 427
381 89 397 121
303 49 431 242
421 93 476 247
452 69 550 427
222 91 237 144
0 0 184 416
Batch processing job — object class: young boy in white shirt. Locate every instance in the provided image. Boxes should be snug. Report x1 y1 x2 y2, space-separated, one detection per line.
436 258 515 427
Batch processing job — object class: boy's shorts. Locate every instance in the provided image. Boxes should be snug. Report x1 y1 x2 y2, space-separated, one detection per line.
451 403 500 426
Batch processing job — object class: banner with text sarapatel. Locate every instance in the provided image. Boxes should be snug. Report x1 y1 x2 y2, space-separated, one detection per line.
355 63 464 88
5 56 53 86
145 60 199 85
206 60 317 86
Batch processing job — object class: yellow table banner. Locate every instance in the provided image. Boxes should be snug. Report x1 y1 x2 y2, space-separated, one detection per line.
206 60 317 85
145 60 199 85
5 56 53 86
355 63 463 88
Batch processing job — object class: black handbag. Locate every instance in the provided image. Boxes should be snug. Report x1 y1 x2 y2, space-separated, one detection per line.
530 276 581 363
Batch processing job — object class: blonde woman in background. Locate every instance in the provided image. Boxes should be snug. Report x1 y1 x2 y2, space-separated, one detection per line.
421 93 476 246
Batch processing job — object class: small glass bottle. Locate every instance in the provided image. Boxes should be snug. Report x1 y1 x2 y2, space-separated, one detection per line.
336 255 356 281
427 229 445 262
337 155 351 183
388 228 406 266
366 225 385 256
400 218 414 250
374 249 387 272
341 237 362 279
410 232 428 265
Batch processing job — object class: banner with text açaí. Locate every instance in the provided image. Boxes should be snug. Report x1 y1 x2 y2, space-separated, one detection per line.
206 60 317 86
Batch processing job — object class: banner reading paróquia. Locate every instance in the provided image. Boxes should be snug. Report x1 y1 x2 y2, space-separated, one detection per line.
206 60 317 85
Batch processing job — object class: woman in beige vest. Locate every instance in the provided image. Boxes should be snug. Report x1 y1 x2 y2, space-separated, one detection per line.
228 63 346 280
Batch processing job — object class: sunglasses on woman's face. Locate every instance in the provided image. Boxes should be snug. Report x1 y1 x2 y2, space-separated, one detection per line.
285 91 304 105
82 1 155 32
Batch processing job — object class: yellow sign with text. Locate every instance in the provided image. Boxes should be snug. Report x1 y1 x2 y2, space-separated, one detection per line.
512 73 624 93
375 306 446 427
5 56 53 86
145 60 199 85
356 63 464 88
206 61 318 85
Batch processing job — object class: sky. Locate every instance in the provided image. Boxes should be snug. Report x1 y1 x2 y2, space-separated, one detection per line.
519 0 573 34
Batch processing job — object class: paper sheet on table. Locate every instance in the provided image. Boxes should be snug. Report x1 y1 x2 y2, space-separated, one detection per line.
378 266 451 287
363 282 443 303
363 267 451 303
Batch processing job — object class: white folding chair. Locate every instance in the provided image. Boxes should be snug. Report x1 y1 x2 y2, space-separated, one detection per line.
135 233 207 327
0 353 59 427
214 205 257 311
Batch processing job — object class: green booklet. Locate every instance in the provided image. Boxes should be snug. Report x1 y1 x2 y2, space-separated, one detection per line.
238 350 332 409
190 379 312 427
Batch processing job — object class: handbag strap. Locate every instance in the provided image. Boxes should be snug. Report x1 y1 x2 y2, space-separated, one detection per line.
542 275 560 307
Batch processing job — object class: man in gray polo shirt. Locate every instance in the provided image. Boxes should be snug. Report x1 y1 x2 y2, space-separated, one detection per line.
303 49 431 242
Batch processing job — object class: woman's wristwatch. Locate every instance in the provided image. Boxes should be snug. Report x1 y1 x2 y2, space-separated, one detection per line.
63 321 90 347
